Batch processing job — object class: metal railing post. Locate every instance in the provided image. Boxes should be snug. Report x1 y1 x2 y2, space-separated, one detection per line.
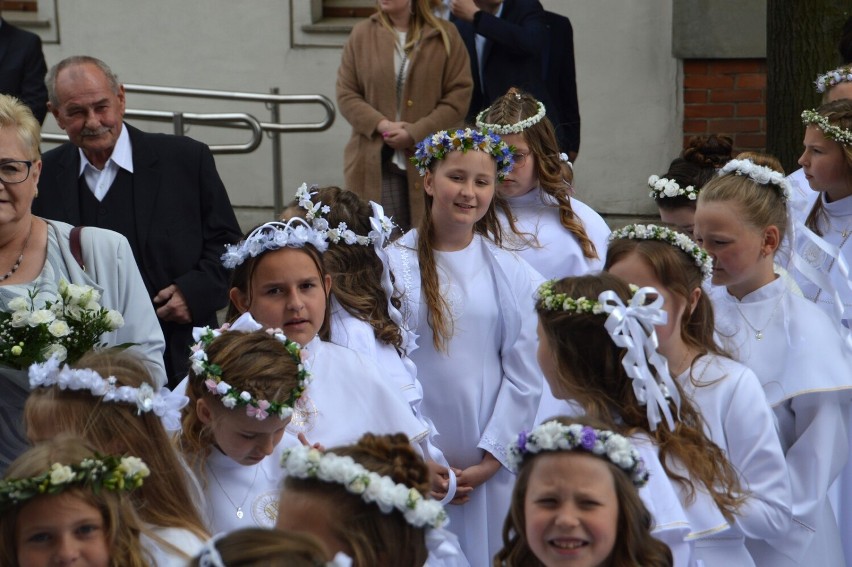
173 112 185 136
270 87 284 218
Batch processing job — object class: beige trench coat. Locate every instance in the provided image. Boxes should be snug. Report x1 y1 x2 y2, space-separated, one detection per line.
337 14 473 227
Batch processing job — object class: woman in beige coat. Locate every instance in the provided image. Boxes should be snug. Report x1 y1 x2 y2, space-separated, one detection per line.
337 0 473 230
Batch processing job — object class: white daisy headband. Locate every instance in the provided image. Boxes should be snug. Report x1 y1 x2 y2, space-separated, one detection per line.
719 158 792 202
475 100 547 135
815 65 852 93
189 326 311 421
221 218 328 269
801 109 852 147
508 421 650 487
294 183 395 246
281 445 448 529
609 224 713 281
647 174 698 201
28 355 188 431
536 281 681 431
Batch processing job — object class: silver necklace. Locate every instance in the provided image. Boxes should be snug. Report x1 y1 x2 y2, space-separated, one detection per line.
209 463 259 519
0 220 33 282
734 292 784 340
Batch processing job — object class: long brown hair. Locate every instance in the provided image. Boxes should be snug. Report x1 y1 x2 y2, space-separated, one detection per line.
535 273 744 520
803 99 852 235
188 528 330 567
283 433 430 566
495 415 673 567
482 88 598 259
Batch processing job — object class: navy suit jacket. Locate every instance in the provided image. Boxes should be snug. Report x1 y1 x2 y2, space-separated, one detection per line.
542 11 580 153
0 19 47 124
33 123 243 382
452 0 554 125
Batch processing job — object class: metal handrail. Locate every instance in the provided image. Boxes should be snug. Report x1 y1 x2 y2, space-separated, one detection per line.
42 84 336 216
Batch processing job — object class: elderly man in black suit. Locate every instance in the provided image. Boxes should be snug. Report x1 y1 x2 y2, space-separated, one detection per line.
0 16 47 124
33 56 243 386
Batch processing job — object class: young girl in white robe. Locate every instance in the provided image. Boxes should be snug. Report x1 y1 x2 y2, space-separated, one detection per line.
388 128 544 565
535 272 747 567
475 88 609 280
695 156 852 566
606 224 792 564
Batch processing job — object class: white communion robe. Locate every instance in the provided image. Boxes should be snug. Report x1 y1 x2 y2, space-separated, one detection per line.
499 189 611 280
388 231 543 566
141 525 206 567
677 354 792 565
710 277 852 566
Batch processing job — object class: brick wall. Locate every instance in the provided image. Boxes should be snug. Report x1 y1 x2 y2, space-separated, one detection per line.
683 59 767 153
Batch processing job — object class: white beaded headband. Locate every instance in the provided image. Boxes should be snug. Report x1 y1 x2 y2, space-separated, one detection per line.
28 355 187 431
281 445 448 529
475 100 547 135
221 218 328 269
609 223 713 280
801 109 852 147
718 158 792 202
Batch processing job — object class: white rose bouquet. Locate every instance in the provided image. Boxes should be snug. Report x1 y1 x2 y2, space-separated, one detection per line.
0 279 125 369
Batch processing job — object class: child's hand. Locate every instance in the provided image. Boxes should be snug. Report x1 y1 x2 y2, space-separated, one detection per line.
297 432 324 452
449 467 472 505
452 453 502 505
427 461 450 500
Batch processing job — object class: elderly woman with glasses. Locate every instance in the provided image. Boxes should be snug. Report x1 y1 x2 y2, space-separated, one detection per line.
0 94 165 472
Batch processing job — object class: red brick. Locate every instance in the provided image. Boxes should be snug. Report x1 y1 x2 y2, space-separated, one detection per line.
709 118 761 133
684 90 707 104
736 74 767 89
708 59 765 75
683 60 709 74
736 103 766 117
684 104 735 118
709 89 763 103
735 133 767 150
684 119 708 133
683 75 735 89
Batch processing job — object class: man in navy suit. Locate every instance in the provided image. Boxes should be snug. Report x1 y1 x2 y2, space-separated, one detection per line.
0 16 47 124
33 56 242 385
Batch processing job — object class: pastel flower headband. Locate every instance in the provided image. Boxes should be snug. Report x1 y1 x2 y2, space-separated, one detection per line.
221 218 328 269
0 453 149 512
411 128 514 182
190 327 311 420
536 281 681 431
647 174 698 201
801 109 852 147
475 100 547 135
281 445 448 529
609 224 713 281
508 421 649 486
28 355 188 431
719 158 792 202
294 183 395 246
815 65 852 93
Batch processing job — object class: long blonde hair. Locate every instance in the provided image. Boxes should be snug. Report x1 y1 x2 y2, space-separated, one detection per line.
376 0 452 55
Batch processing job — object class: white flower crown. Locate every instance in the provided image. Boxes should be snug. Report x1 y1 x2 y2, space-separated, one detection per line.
189 326 311 421
281 445 448 529
535 281 682 432
475 101 547 135
801 109 852 147
507 420 650 486
294 183 395 246
647 174 698 201
719 158 791 202
815 65 852 93
609 224 713 281
28 355 188 431
221 218 328 269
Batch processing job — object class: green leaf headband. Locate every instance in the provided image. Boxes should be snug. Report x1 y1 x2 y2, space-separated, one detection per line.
801 109 852 147
189 326 311 421
609 223 713 281
0 454 149 512
508 420 650 487
411 128 514 182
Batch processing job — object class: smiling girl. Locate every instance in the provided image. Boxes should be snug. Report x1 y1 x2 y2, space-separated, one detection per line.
387 128 543 564
695 156 852 566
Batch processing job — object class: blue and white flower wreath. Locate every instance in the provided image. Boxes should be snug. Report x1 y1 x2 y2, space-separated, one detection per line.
410 128 514 182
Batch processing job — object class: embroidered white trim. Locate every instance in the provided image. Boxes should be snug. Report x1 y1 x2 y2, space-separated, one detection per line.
28 355 187 431
609 223 713 280
648 174 698 201
475 101 547 134
221 218 328 269
280 445 448 529
718 158 792 202
801 109 852 146
508 421 650 486
815 65 852 93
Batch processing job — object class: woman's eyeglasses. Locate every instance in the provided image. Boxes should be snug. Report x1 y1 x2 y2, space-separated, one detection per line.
0 160 33 184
